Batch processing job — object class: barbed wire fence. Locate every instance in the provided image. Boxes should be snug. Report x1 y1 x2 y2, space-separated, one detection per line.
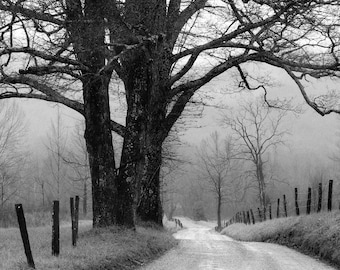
224 180 338 227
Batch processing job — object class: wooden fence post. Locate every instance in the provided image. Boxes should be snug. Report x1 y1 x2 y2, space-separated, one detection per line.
70 197 76 246
306 187 311 215
269 204 272 220
317 183 322 212
295 188 300 216
247 211 250 225
75 196 80 243
277 198 280 218
283 195 288 217
52 200 60 256
15 204 35 269
70 196 80 246
328 180 333 211
250 209 255 224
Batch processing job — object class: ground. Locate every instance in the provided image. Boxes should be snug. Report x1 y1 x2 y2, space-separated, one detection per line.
140 217 335 270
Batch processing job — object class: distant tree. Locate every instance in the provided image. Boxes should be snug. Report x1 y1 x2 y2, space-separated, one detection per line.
44 109 69 202
160 127 185 220
29 158 49 210
0 101 26 223
61 121 91 217
196 132 247 229
1 0 340 227
222 98 289 219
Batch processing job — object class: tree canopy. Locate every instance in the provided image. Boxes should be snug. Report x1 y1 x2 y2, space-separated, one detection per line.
1 0 340 227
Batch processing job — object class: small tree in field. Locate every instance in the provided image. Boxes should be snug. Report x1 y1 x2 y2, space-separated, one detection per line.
1 1 340 227
44 109 69 201
0 101 26 224
197 132 247 229
222 99 289 218
61 122 91 217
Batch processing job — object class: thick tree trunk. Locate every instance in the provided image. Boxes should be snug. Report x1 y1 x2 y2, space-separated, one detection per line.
118 47 169 226
69 0 127 228
83 76 117 227
136 143 163 225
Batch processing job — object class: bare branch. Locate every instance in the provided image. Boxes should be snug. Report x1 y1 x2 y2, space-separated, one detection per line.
0 75 126 136
0 47 87 70
0 1 64 25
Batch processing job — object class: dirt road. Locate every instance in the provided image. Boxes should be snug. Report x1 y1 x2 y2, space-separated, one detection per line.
140 218 335 270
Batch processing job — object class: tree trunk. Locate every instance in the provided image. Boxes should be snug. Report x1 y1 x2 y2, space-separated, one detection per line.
217 194 222 229
256 156 266 220
117 44 170 226
137 145 163 224
117 96 165 226
69 0 126 228
83 75 118 227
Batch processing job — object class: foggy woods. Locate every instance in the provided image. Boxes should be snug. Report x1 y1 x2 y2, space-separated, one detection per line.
1 0 340 228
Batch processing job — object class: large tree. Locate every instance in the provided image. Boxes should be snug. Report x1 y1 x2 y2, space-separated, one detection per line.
222 98 288 219
1 0 340 228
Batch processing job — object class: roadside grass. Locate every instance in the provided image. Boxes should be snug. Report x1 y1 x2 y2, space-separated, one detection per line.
1 219 178 270
221 211 340 268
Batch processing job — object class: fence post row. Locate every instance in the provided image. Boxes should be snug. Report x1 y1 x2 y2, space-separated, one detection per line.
226 180 337 228
15 204 35 269
52 200 60 256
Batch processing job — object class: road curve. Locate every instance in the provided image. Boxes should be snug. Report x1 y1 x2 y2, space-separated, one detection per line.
140 218 336 270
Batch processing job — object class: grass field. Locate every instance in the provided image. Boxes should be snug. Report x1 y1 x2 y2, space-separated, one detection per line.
221 211 340 268
0 219 178 270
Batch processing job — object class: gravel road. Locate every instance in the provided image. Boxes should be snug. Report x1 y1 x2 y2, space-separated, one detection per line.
140 217 336 270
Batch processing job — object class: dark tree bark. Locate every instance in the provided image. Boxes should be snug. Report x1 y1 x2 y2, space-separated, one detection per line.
83 75 117 226
68 0 119 227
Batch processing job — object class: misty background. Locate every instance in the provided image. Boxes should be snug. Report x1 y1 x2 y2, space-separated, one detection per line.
1 62 336 226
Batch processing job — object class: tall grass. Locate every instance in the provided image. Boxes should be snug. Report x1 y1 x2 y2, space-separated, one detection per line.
221 211 340 268
0 209 73 228
1 220 177 270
